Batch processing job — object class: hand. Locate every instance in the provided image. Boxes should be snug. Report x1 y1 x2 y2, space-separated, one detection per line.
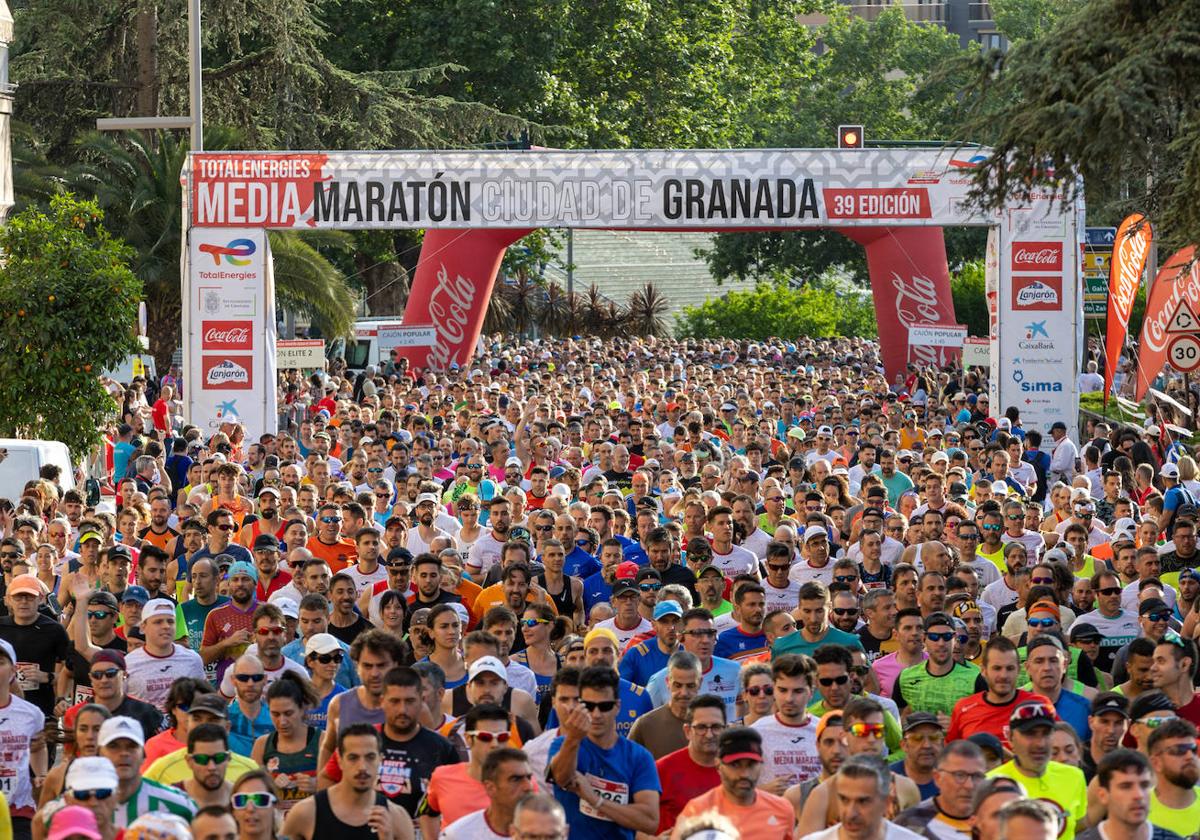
226 628 252 649
559 705 591 742
936 712 951 730
573 772 600 809
54 699 71 717
292 773 317 794
366 805 392 840
71 577 94 603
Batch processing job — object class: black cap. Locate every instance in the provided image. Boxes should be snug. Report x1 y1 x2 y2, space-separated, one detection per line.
922 612 954 631
1069 622 1102 642
88 591 119 611
717 726 764 763
949 481 969 498
1050 421 1067 431
108 544 132 561
1026 634 1065 654
252 534 280 551
1139 598 1170 617
611 579 637 597
902 712 944 733
635 567 662 583
1129 691 1175 721
1090 692 1129 719
968 732 1005 758
188 693 228 719
862 507 885 519
386 547 414 565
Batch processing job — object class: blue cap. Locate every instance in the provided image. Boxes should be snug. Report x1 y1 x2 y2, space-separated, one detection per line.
653 601 683 621
226 560 259 582
121 586 149 605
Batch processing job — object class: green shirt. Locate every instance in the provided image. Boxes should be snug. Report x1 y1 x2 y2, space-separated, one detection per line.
772 626 864 659
895 660 981 717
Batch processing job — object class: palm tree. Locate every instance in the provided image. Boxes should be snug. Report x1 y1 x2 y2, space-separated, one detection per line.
583 285 610 336
51 129 357 367
538 281 570 336
503 271 541 337
626 282 671 338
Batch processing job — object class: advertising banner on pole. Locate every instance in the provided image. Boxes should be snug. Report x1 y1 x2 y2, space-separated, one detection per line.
1103 215 1152 399
185 227 278 439
1135 246 1200 399
277 339 326 369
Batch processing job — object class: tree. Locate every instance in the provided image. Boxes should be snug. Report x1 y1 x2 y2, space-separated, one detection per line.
626 283 672 338
674 283 877 340
0 194 143 455
949 0 1200 254
951 260 989 337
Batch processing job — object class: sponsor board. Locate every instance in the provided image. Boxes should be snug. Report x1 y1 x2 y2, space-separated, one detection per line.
277 339 326 369
1011 276 1063 311
201 321 254 352
1011 242 1063 272
202 356 254 389
198 287 257 318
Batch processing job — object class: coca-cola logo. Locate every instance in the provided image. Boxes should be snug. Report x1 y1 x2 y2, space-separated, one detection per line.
1011 276 1062 311
1011 242 1063 272
1142 258 1200 355
1109 223 1151 325
202 356 253 390
201 320 254 351
890 272 956 368
423 263 477 371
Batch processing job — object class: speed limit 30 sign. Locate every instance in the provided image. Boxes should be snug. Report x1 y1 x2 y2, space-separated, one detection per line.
1168 334 1200 372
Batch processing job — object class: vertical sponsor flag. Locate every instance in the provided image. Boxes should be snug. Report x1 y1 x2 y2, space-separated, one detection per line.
1104 214 1152 403
1134 245 1200 401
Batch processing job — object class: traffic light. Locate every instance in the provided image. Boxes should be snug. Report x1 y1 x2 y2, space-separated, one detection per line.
838 125 865 149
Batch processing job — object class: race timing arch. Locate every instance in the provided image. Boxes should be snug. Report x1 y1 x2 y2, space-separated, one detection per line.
182 148 1084 441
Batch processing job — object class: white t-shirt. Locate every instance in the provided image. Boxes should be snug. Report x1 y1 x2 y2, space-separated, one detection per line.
467 531 507 574
711 544 759 577
741 527 773 562
752 713 821 785
219 650 310 698
0 695 45 810
799 821 924 840
344 562 389 591
1121 580 1177 613
522 726 559 779
441 808 508 840
406 526 453 557
1001 529 1046 558
126 644 207 712
595 616 653 650
981 577 1019 612
763 578 802 613
789 558 834 587
503 659 538 699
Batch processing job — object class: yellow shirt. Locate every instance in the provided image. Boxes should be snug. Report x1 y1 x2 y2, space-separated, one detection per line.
989 760 1087 840
1149 786 1200 838
144 747 259 786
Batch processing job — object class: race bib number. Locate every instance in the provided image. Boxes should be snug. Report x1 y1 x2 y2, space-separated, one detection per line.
579 774 628 822
14 663 40 692
0 767 15 793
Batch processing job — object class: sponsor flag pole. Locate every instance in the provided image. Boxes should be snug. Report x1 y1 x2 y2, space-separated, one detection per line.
1103 214 1152 407
1133 245 1199 402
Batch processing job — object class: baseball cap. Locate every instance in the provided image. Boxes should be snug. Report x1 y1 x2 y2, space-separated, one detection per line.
253 534 281 551
1026 634 1065 654
922 612 954 631
1090 692 1129 719
415 493 441 506
0 639 15 665
817 425 834 437
1129 691 1175 720
108 545 132 562
696 563 725 579
815 710 843 741
653 601 683 621
862 507 885 520
142 598 176 621
718 727 764 764
88 591 119 611
583 626 619 651
1069 622 1102 642
1112 517 1137 539
124 815 193 840
227 560 258 582
257 486 281 499
615 561 640 581
91 649 126 671
967 732 1006 760
505 457 523 469
786 427 806 441
469 655 508 682
636 567 662 584
902 712 944 733
49 806 102 840
274 597 299 620
305 633 342 657
611 579 637 597
187 693 228 719
803 525 828 543
120 585 150 605
64 756 119 793
1139 598 1170 617
79 531 102 545
1009 701 1056 732
98 715 145 747
1161 463 1180 479
7 574 42 597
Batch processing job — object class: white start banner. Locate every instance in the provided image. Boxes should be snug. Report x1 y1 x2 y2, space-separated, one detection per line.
184 228 278 439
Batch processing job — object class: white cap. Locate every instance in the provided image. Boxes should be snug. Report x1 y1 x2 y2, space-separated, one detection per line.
304 632 341 657
550 483 571 499
415 493 441 507
1161 463 1180 479
817 425 834 437
98 715 145 747
931 451 949 463
468 655 508 682
142 599 176 621
65 756 119 792
803 525 829 543
0 639 15 665
1146 425 1161 436
274 597 299 620
505 457 523 468
449 602 471 626
996 417 1012 430
1112 517 1137 539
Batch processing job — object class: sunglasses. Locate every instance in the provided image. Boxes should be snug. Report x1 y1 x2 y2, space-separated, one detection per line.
683 629 717 638
1006 514 1023 520
1098 587 1122 596
522 618 551 628
847 722 885 739
215 523 236 532
234 673 266 683
850 665 871 677
833 575 858 583
191 751 230 766
745 685 774 697
0 552 20 560
981 523 1002 531
1027 618 1057 628
766 563 791 572
534 525 554 533
1157 742 1199 757
926 631 956 642
832 608 859 617
466 730 512 743
232 792 277 810
1137 714 1178 729
311 651 344 665
320 516 342 524
87 610 115 620
1145 612 1172 623
257 626 286 636
581 700 618 713
819 675 849 687
1029 577 1055 585
72 789 114 802
1012 703 1056 722
375 493 391 500
89 667 121 681
639 583 661 592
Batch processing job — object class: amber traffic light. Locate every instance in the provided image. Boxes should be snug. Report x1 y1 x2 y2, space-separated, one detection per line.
838 125 865 149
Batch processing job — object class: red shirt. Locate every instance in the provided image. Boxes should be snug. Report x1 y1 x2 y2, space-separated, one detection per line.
947 689 1054 749
256 570 293 602
655 747 719 833
201 601 258 683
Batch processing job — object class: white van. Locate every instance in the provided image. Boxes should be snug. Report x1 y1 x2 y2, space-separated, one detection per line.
327 318 404 375
0 439 76 502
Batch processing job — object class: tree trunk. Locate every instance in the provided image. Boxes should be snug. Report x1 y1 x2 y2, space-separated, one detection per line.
135 2 158 117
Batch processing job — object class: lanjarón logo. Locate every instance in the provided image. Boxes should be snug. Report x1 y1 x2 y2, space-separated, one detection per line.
198 238 257 266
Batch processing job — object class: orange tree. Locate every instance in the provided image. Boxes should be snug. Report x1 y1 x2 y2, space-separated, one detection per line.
0 193 142 455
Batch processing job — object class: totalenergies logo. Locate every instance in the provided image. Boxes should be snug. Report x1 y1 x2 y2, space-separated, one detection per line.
198 238 257 266
949 153 987 169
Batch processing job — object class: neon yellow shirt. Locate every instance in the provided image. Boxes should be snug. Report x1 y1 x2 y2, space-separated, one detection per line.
1149 786 1200 838
989 760 1087 840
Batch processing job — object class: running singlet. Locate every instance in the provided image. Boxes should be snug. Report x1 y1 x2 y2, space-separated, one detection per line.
322 725 459 816
261 727 321 810
313 789 389 840
125 644 206 712
751 713 821 786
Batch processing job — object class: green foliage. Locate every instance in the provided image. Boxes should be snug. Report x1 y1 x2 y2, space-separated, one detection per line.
951 260 989 337
0 194 143 455
989 0 1086 42
675 281 876 340
949 0 1200 255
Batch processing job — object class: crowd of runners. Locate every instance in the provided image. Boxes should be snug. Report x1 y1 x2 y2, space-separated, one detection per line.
0 335 1197 840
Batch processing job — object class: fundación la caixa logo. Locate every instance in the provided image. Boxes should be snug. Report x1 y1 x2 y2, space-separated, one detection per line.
198 238 257 266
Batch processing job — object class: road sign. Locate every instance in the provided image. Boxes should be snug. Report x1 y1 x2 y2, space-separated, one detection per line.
1166 298 1199 335
1085 227 1117 247
1168 334 1200 372
1084 251 1109 272
277 339 326 369
1083 274 1108 319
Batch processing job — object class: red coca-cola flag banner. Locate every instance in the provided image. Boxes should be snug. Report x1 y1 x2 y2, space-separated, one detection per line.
398 228 531 370
1135 244 1200 400
1104 214 1152 403
839 227 960 383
